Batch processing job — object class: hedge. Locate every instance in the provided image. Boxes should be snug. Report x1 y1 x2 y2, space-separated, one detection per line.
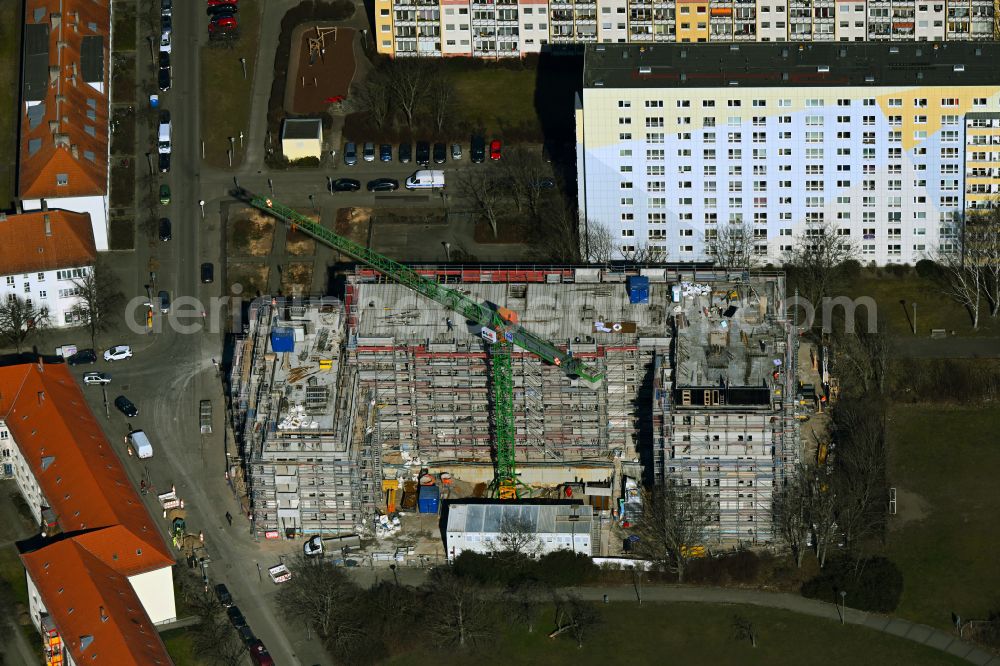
801 556 903 613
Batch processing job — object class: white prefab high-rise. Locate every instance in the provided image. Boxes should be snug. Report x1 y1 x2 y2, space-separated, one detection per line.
575 42 1000 264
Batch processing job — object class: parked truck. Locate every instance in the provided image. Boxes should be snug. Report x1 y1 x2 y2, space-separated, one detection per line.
404 169 445 190
130 430 154 459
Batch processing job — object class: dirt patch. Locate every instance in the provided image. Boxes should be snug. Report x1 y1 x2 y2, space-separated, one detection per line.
287 25 355 114
281 263 313 296
109 217 135 251
229 263 270 296
285 226 316 255
473 220 530 244
334 207 372 245
110 107 136 155
889 487 931 531
228 208 276 256
109 158 135 207
376 209 447 226
111 53 136 104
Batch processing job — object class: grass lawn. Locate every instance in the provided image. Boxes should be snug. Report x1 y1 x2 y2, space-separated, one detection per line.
200 0 261 168
161 628 208 666
0 0 23 209
885 403 1000 629
450 68 539 139
389 602 963 665
112 1 137 51
843 269 1000 337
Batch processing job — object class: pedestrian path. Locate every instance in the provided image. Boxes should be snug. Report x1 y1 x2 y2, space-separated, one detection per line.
568 585 999 665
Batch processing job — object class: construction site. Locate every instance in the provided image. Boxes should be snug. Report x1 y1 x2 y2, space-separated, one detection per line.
228 260 798 549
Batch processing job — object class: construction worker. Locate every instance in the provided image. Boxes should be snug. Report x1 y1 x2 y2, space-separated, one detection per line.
446 318 454 332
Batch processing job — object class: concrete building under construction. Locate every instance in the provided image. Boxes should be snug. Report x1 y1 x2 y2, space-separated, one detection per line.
228 266 798 545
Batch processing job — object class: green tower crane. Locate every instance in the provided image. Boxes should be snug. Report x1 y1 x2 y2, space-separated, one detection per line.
236 190 603 499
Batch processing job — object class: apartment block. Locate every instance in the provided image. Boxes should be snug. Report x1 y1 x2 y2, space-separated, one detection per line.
375 0 995 56
576 42 1000 264
229 298 381 539
0 210 96 328
649 273 798 544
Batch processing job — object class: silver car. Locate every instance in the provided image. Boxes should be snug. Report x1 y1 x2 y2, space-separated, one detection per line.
451 144 463 160
344 142 357 166
83 372 112 385
363 142 376 162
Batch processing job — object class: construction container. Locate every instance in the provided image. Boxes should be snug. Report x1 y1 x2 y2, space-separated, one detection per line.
417 484 440 514
270 327 295 352
626 276 650 304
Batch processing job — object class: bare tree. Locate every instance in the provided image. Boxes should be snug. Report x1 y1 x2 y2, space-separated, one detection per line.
732 615 758 648
176 572 247 666
581 219 615 264
353 70 392 130
457 169 507 237
936 221 985 329
964 209 1000 318
70 259 125 348
829 399 887 552
549 594 600 648
537 202 582 263
422 568 497 649
429 73 455 134
633 482 714 583
783 221 857 318
499 146 550 217
275 556 362 641
705 222 759 270
504 579 549 634
385 60 431 129
0 295 49 353
773 464 813 568
808 471 840 569
833 320 889 396
487 514 542 557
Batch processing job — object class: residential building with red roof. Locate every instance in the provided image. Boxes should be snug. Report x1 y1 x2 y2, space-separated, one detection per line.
0 362 176 665
0 210 97 327
19 0 111 250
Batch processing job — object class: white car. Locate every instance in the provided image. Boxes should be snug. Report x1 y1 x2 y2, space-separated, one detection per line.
160 28 172 54
104 345 133 362
83 372 112 385
451 144 463 160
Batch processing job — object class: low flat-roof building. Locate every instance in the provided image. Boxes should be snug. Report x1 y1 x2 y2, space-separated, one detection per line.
446 501 594 560
281 118 323 161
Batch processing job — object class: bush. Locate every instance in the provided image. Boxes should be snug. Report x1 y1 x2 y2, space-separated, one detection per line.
838 259 862 281
801 557 903 613
452 549 597 587
915 259 940 280
686 550 763 586
885 263 911 278
534 550 598 587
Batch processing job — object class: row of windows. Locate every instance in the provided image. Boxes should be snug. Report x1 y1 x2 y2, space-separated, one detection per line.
619 178 960 190
615 187 962 208
618 98 990 111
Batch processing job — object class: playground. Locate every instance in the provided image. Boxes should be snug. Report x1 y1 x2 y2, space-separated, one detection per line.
286 24 357 114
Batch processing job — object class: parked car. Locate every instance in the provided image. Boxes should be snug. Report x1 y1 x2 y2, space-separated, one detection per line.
398 142 412 163
209 15 237 35
415 141 430 166
343 142 357 166
83 372 112 386
470 135 485 163
490 139 502 160
432 142 446 165
379 144 392 162
104 345 133 362
332 178 361 192
67 349 97 366
207 0 238 5
367 178 399 192
160 16 172 54
201 263 214 283
214 583 232 607
227 606 247 629
160 28 172 52
247 640 274 666
157 52 171 91
159 217 172 241
159 184 171 205
451 143 463 160
161 0 172 16
157 290 170 314
208 3 237 16
237 625 256 646
362 142 376 162
158 152 170 173
114 395 138 417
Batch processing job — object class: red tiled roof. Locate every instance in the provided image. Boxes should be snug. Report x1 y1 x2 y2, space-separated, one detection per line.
19 0 110 200
21 539 172 666
0 363 174 572
0 210 96 275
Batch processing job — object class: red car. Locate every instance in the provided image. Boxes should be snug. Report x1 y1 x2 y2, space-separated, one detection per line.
209 16 238 33
207 0 237 5
248 639 274 666
490 139 502 161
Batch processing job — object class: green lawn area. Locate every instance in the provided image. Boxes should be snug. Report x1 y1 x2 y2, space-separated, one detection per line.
885 403 1000 629
390 602 962 665
0 0 23 209
161 627 208 666
451 68 539 138
200 0 261 168
843 270 1000 337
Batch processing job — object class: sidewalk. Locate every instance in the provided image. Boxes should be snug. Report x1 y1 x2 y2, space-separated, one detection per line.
568 585 1000 666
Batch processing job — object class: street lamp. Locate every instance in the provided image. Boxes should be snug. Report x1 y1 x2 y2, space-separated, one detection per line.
327 176 333 196
390 563 399 586
442 241 451 262
239 57 247 79
199 200 205 219
309 194 316 213
145 152 153 176
239 131 244 149
840 590 847 625
268 178 274 197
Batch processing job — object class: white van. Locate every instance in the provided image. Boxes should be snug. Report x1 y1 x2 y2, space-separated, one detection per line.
405 170 445 190
130 430 154 459
157 111 172 154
